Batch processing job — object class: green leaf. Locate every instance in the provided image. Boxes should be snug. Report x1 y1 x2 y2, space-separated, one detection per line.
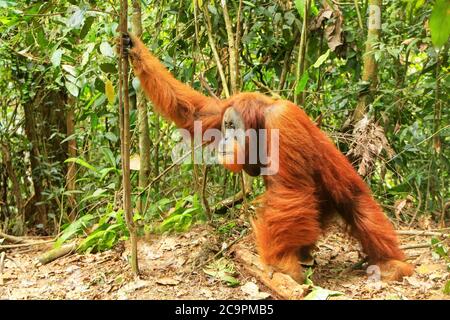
429 0 450 47
132 77 140 91
79 189 109 204
311 1 318 16
242 1 256 7
104 132 118 143
80 16 94 39
55 214 94 247
102 148 116 167
222 275 240 287
304 286 344 300
100 63 117 73
62 64 77 76
313 49 330 68
304 267 314 285
105 79 115 104
100 41 114 58
51 49 63 67
61 133 77 144
65 81 79 97
295 0 306 19
67 6 85 29
64 157 98 172
295 72 309 95
444 280 450 295
0 0 16 8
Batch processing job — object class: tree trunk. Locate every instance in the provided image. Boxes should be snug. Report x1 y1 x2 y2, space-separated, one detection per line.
66 102 77 221
1 143 24 234
132 0 151 215
353 0 382 122
222 0 238 94
294 0 310 105
119 0 139 275
23 101 47 226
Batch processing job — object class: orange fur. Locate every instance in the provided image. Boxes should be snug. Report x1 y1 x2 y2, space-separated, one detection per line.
127 34 413 283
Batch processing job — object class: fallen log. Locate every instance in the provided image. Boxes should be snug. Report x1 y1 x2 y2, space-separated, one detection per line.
37 242 78 265
234 244 309 300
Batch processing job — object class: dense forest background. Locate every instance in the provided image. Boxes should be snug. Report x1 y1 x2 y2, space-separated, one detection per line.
0 0 448 255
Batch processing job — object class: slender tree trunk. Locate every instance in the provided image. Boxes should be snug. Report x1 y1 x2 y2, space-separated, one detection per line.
279 29 300 91
132 0 151 215
119 0 139 275
222 0 238 94
353 0 382 122
294 0 310 105
66 102 77 221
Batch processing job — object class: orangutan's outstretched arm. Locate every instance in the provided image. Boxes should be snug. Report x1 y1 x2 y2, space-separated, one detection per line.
122 33 222 132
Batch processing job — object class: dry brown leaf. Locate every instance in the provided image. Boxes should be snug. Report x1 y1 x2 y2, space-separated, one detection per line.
156 277 180 286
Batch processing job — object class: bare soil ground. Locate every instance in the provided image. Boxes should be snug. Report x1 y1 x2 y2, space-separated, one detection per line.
0 223 449 300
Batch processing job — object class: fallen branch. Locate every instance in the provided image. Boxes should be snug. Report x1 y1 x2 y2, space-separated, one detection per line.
400 243 432 250
0 231 29 244
234 244 308 300
213 189 252 214
397 230 449 237
37 242 78 265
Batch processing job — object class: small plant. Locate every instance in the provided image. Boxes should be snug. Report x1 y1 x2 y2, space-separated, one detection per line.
158 194 206 233
55 204 128 253
78 208 128 253
203 258 240 287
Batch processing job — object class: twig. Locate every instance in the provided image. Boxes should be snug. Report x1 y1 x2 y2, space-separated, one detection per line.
354 0 364 30
202 3 230 97
239 172 248 216
139 141 208 197
213 188 251 214
339 257 368 276
199 229 248 269
0 252 5 285
201 165 211 219
199 73 219 99
0 239 54 250
408 182 421 227
252 80 282 99
3 255 25 273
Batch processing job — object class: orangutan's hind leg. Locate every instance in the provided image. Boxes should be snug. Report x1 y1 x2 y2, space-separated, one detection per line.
253 191 321 283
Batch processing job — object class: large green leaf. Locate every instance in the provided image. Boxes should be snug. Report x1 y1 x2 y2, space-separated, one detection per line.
295 0 318 19
313 49 331 68
55 214 94 247
64 157 98 172
429 0 450 47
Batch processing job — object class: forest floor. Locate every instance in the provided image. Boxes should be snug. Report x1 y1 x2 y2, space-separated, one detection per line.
0 221 449 300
